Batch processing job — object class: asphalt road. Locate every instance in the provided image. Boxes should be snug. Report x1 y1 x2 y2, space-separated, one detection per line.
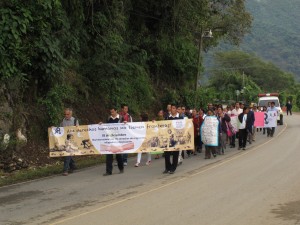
1 114 300 225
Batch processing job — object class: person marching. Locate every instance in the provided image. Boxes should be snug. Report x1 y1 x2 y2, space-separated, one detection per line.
267 102 278 137
238 107 251 150
102 107 124 176
60 108 79 176
119 104 133 166
163 104 183 174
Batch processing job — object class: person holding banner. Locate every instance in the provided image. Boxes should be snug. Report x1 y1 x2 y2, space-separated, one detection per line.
61 108 79 176
153 110 164 159
119 104 133 166
103 107 124 176
135 113 152 167
267 102 278 137
202 109 218 159
163 104 183 174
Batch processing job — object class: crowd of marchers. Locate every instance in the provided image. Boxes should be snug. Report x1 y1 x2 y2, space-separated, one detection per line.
58 101 280 176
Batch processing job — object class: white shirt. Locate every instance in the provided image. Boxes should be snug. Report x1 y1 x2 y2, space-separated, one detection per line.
231 108 243 116
239 114 247 129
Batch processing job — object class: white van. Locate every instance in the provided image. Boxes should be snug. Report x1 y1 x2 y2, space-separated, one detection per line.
257 93 283 125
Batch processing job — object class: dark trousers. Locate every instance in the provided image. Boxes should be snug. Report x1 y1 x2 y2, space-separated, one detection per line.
106 154 124 174
122 154 128 163
267 127 275 137
63 156 76 172
230 132 238 147
238 129 248 148
205 146 216 158
164 151 179 172
287 109 292 115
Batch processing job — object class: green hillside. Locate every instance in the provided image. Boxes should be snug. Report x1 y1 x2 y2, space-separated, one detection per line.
204 0 300 81
242 0 300 79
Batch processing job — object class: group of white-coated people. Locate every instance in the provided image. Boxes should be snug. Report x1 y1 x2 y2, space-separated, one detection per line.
59 101 279 176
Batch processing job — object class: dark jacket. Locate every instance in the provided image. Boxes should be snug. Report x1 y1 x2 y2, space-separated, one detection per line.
219 114 231 133
238 113 253 133
286 102 292 110
247 110 255 126
166 113 183 120
107 116 120 123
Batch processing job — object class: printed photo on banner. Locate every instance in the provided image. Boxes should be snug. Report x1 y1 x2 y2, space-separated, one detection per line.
200 116 219 147
48 120 194 157
264 111 277 128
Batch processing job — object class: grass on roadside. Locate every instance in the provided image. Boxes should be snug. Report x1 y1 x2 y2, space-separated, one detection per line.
0 156 105 187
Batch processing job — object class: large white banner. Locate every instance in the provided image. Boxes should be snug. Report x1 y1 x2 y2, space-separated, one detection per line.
48 120 194 157
200 116 219 147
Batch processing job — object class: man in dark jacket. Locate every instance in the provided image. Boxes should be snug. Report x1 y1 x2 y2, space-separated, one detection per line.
102 107 124 176
286 101 292 115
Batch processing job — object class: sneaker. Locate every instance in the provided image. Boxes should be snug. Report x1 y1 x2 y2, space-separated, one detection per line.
163 170 169 174
135 163 139 167
103 172 112 176
62 172 68 176
146 161 151 166
123 162 128 166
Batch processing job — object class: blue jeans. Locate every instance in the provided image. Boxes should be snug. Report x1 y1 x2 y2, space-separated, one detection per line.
63 156 76 172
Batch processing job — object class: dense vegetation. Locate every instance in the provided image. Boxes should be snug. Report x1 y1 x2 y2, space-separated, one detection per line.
0 0 299 171
207 51 299 105
0 0 251 125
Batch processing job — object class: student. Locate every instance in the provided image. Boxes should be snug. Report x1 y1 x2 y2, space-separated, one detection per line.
102 107 124 176
203 109 218 159
163 104 183 174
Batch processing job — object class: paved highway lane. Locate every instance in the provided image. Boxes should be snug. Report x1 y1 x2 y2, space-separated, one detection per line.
1 115 300 225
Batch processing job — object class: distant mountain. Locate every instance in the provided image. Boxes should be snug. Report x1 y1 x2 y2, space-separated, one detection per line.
204 0 300 81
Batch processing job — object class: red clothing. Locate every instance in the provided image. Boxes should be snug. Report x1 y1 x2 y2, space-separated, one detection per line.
192 115 204 136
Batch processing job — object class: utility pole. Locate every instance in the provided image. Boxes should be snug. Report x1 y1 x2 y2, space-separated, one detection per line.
195 28 212 91
242 71 245 88
195 27 203 91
